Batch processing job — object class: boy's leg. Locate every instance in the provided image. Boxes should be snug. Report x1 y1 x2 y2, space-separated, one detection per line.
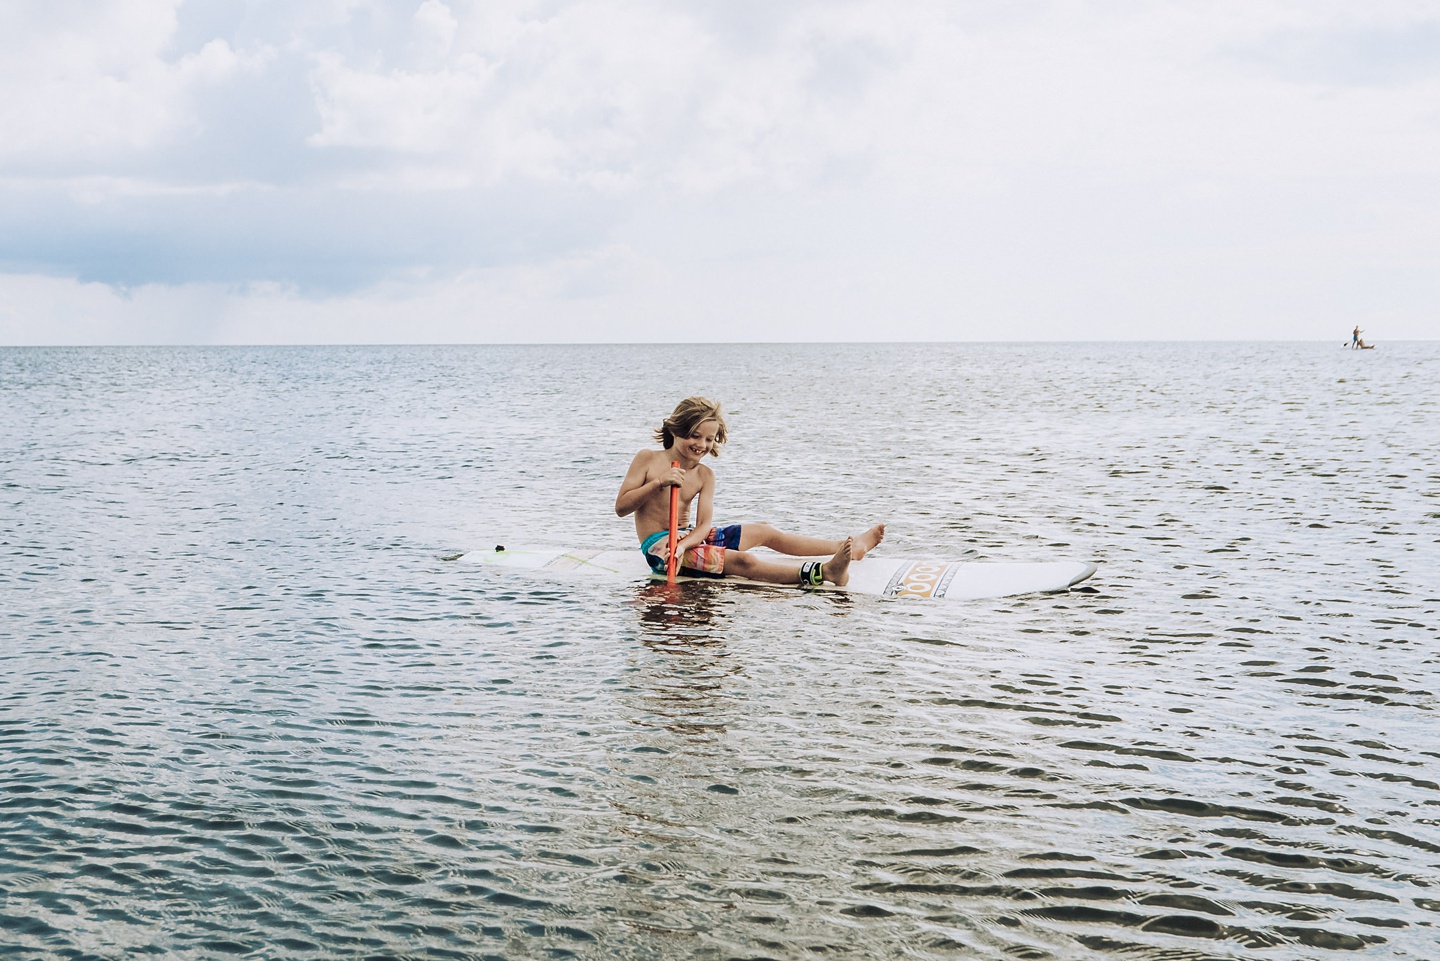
739 522 885 559
724 539 854 587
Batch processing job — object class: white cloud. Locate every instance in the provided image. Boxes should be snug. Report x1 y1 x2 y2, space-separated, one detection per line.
307 52 493 155
0 1 180 163
412 0 459 58
1 0 1439 343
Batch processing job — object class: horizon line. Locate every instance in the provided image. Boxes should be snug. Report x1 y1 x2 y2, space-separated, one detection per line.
2 338 1431 349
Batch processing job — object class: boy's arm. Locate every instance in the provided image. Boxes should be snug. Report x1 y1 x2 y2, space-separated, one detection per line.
615 452 653 517
675 466 715 550
615 452 682 518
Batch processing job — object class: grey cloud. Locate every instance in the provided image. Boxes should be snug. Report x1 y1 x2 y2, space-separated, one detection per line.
2 1 895 290
0 180 622 291
1 2 629 288
1230 20 1440 87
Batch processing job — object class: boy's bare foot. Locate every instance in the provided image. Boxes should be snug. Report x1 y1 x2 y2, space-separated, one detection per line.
852 524 885 560
825 538 854 587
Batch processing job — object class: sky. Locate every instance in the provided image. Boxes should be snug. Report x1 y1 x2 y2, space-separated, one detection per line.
2 0 1438 345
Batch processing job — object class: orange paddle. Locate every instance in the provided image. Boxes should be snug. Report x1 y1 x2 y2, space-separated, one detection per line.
666 460 680 584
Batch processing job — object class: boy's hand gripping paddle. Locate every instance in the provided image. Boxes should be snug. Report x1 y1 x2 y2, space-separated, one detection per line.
666 462 680 584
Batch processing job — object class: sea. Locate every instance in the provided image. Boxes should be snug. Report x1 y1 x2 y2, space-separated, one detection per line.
2 342 1436 961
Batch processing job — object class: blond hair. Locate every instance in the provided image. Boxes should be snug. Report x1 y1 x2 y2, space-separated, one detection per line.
654 396 728 455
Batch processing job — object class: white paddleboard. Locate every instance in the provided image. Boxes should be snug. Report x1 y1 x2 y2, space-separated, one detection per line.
455 546 1096 601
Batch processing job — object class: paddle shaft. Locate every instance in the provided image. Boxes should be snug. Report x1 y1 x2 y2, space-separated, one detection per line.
666 461 679 584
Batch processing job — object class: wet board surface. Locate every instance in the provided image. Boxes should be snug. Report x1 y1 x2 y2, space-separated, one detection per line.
456 547 1097 601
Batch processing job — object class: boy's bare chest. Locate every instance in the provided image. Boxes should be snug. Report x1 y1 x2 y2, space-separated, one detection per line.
651 458 704 501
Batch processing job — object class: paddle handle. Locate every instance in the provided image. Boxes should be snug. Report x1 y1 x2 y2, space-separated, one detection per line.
666 461 680 584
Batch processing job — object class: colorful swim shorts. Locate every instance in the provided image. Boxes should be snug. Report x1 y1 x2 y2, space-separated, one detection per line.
640 524 743 577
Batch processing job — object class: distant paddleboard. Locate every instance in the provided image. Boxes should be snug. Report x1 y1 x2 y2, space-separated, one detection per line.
455 546 1097 601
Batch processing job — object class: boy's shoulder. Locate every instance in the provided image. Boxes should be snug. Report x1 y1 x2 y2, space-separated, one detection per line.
632 447 669 465
629 447 676 474
631 447 714 476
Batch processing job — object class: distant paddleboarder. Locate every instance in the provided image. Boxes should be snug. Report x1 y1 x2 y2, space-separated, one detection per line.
1352 326 1361 348
615 396 885 587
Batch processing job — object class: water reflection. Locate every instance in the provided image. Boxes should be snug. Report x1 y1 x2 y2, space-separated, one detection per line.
628 580 723 646
598 583 763 936
623 581 739 742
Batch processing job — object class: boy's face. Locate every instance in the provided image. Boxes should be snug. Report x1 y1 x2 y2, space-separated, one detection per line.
678 419 721 461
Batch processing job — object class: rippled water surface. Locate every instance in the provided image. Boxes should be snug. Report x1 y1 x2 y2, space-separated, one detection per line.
3 342 1437 960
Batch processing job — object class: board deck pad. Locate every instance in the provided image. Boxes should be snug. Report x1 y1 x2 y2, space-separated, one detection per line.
457 546 1096 601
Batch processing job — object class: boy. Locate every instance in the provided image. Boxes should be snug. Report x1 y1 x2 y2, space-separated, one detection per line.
614 397 885 587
